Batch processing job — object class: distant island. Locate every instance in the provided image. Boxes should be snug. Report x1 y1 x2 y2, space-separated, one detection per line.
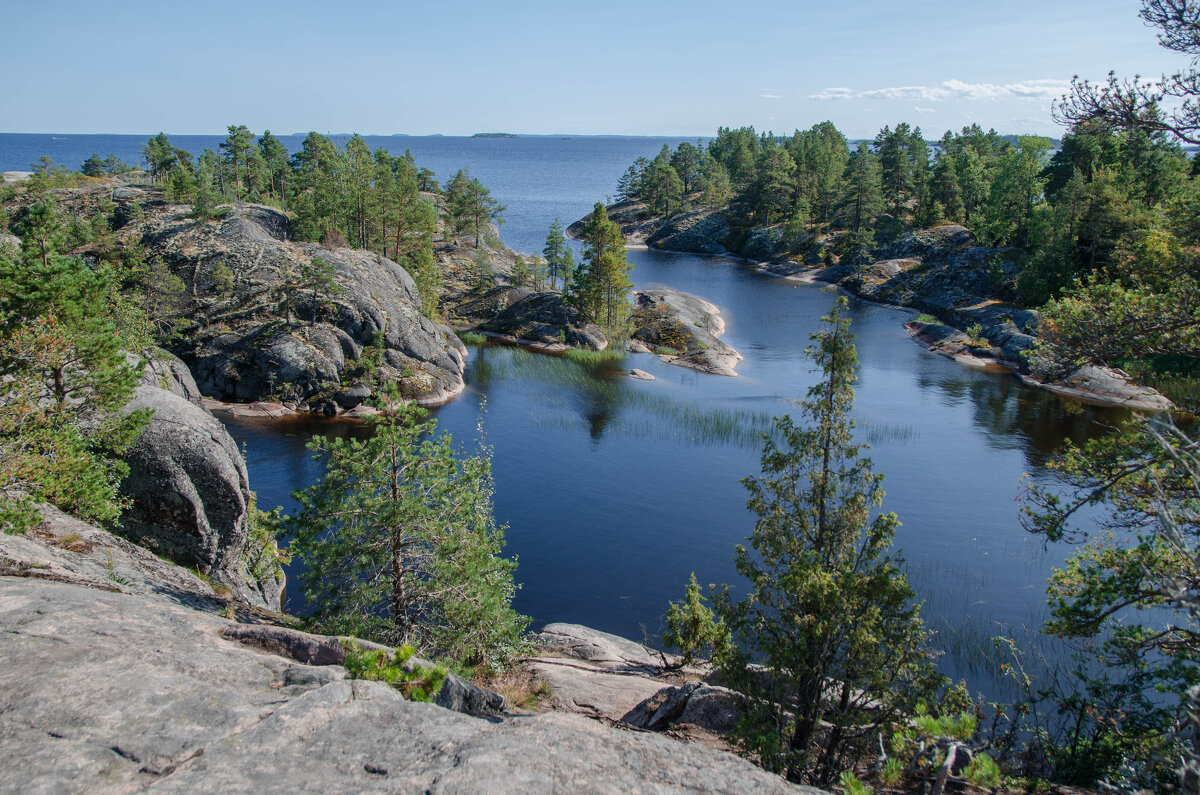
472 132 518 138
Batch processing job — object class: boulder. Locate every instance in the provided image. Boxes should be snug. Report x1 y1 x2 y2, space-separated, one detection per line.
136 349 203 404
624 683 743 735
120 384 283 609
534 622 668 670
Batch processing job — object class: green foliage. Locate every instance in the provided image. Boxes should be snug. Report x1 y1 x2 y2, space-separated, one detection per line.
711 297 934 787
838 771 872 795
0 200 149 533
963 753 1002 789
560 348 623 365
1020 421 1200 788
243 492 289 584
456 331 489 346
542 218 575 292
661 572 730 667
445 168 505 248
284 401 529 671
572 202 633 340
342 641 448 702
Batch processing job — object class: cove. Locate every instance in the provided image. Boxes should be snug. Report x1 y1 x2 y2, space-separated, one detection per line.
222 243 1124 698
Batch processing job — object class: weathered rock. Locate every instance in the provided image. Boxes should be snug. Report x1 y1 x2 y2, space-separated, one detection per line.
132 202 466 408
333 384 372 410
449 286 609 351
1020 365 1176 411
646 208 732 255
120 383 283 609
677 684 743 734
525 657 669 721
629 368 655 381
135 349 203 404
625 683 743 735
0 504 226 612
535 622 669 670
633 289 742 376
0 578 815 794
218 623 504 718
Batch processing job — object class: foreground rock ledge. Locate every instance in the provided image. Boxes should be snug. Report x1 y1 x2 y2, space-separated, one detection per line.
0 578 817 792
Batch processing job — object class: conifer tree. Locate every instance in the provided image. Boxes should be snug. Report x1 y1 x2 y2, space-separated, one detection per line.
284 401 528 670
711 297 932 787
0 200 149 533
573 202 633 338
542 218 574 291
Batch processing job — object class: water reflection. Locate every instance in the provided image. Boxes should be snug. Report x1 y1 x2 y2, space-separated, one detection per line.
221 247 1135 700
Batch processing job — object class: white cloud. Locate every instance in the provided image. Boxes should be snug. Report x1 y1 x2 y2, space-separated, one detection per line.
760 92 782 100
809 79 1070 102
914 106 936 114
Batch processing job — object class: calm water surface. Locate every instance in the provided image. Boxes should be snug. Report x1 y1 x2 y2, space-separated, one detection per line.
3 133 1123 694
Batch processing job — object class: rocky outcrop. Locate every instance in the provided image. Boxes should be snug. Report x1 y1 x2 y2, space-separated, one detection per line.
587 198 1171 409
123 195 466 409
524 624 748 742
448 286 608 351
120 376 283 610
632 289 742 376
0 566 814 793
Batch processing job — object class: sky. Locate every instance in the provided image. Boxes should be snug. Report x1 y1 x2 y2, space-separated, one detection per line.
1 0 1188 138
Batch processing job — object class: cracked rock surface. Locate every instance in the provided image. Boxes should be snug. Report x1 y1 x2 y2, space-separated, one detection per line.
0 571 814 793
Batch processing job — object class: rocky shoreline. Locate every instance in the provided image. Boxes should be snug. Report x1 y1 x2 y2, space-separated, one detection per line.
0 506 820 794
630 288 743 376
575 201 1172 412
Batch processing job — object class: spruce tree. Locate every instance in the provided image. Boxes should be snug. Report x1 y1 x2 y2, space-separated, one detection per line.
712 297 932 787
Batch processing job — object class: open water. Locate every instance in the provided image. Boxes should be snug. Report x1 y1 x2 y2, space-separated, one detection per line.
1 132 1123 695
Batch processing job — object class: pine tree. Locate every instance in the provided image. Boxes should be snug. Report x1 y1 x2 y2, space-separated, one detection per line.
0 201 149 533
284 401 528 670
542 217 573 291
712 297 932 787
573 202 633 338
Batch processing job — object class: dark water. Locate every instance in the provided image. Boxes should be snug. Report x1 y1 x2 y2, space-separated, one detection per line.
2 132 1122 694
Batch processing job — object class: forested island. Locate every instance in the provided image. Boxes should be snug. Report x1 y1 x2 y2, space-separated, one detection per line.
3 1 1200 793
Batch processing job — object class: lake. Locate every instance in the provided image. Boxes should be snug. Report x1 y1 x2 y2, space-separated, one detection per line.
2 132 1120 695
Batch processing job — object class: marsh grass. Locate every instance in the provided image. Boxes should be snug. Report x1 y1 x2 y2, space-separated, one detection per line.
456 331 489 346
561 348 626 365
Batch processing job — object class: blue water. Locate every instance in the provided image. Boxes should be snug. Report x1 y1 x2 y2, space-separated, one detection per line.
1 132 1120 694
0 132 694 255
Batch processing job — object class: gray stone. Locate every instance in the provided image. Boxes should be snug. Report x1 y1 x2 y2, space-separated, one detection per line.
334 384 372 410
450 286 609 351
633 289 742 376
0 577 816 794
120 384 283 610
535 622 668 670
131 203 465 408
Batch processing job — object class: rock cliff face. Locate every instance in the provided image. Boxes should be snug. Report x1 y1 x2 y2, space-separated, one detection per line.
0 523 817 794
121 191 467 409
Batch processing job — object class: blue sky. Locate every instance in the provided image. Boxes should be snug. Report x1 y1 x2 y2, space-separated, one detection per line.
1 0 1184 138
